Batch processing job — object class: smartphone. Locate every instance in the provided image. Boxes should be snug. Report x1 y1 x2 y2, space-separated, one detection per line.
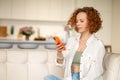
53 36 66 50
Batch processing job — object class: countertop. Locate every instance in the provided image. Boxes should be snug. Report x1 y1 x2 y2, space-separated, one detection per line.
0 39 55 44
0 39 66 49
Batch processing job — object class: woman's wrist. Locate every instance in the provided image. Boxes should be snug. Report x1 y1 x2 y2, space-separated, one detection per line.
57 52 63 59
57 57 64 63
57 56 64 60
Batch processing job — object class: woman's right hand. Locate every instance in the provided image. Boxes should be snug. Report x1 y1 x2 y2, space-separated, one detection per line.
56 42 66 58
56 42 66 53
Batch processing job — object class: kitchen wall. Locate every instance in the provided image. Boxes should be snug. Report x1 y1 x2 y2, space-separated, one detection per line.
112 0 120 53
0 0 116 51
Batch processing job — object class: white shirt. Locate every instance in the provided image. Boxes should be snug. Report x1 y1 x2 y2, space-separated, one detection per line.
56 34 105 80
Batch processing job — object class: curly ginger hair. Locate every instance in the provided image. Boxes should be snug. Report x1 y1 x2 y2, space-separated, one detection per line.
67 7 102 34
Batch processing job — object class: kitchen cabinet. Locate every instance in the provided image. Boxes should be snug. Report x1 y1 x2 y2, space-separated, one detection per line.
0 0 76 21
47 0 75 21
25 0 37 20
76 0 112 13
61 0 76 21
48 0 62 21
36 0 50 21
30 0 76 21
11 0 25 19
0 0 12 19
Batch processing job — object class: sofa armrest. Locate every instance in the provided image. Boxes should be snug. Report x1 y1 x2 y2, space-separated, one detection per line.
103 53 120 80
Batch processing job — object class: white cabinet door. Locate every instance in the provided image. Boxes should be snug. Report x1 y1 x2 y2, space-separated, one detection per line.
0 0 75 21
35 0 75 21
25 0 37 20
0 0 12 19
11 0 25 19
76 0 95 8
36 0 50 21
48 0 75 21
61 0 75 21
48 0 62 21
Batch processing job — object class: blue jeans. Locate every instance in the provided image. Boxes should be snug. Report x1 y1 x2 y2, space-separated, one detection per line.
44 75 62 80
71 72 80 80
44 72 80 80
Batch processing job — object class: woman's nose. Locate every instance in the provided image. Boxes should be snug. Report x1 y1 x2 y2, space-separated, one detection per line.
76 22 80 27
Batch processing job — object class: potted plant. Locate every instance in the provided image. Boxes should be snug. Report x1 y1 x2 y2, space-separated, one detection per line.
19 26 34 40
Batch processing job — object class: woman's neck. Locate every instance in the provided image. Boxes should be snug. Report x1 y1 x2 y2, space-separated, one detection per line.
80 32 92 41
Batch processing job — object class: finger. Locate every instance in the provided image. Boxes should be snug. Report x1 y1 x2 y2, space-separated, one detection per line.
56 42 63 46
57 45 63 50
56 43 63 48
57 44 66 51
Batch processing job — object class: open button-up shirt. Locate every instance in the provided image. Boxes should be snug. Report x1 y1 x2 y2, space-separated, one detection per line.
56 34 105 80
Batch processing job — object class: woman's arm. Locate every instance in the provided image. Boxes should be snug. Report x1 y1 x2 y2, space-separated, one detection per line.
55 37 74 67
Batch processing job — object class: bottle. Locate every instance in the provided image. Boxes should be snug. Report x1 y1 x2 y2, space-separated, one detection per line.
10 25 14 35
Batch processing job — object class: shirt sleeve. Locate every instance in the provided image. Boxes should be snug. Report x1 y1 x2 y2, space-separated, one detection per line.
55 57 66 68
83 40 105 80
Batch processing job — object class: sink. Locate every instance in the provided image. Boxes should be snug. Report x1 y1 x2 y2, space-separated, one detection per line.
45 44 56 49
44 37 56 49
18 44 38 49
0 43 13 49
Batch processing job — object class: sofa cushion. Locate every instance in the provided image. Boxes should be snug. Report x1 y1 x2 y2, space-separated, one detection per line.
0 50 6 63
7 50 27 63
28 50 48 64
103 53 120 80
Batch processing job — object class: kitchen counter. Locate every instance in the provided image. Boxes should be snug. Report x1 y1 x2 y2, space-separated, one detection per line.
0 39 66 49
0 39 54 49
0 39 55 44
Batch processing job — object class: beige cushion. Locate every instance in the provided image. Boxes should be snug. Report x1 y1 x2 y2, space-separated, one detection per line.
103 53 120 80
7 50 27 63
0 50 6 63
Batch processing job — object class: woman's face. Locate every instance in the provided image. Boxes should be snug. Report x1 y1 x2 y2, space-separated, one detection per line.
76 12 89 33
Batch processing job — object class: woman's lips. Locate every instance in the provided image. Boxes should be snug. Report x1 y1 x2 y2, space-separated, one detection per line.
77 27 82 29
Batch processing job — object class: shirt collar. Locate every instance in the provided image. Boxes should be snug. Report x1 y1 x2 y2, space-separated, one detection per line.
75 34 96 46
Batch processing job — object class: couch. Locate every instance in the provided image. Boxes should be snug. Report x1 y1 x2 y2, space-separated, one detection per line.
0 49 64 80
0 49 120 80
103 52 120 80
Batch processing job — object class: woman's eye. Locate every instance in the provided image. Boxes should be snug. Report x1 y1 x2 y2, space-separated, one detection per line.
80 20 84 23
76 20 84 23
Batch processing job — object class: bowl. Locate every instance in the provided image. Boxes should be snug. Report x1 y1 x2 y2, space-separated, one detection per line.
18 44 38 49
0 43 13 49
44 37 56 49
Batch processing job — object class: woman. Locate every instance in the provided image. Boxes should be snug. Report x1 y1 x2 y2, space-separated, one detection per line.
44 7 105 80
